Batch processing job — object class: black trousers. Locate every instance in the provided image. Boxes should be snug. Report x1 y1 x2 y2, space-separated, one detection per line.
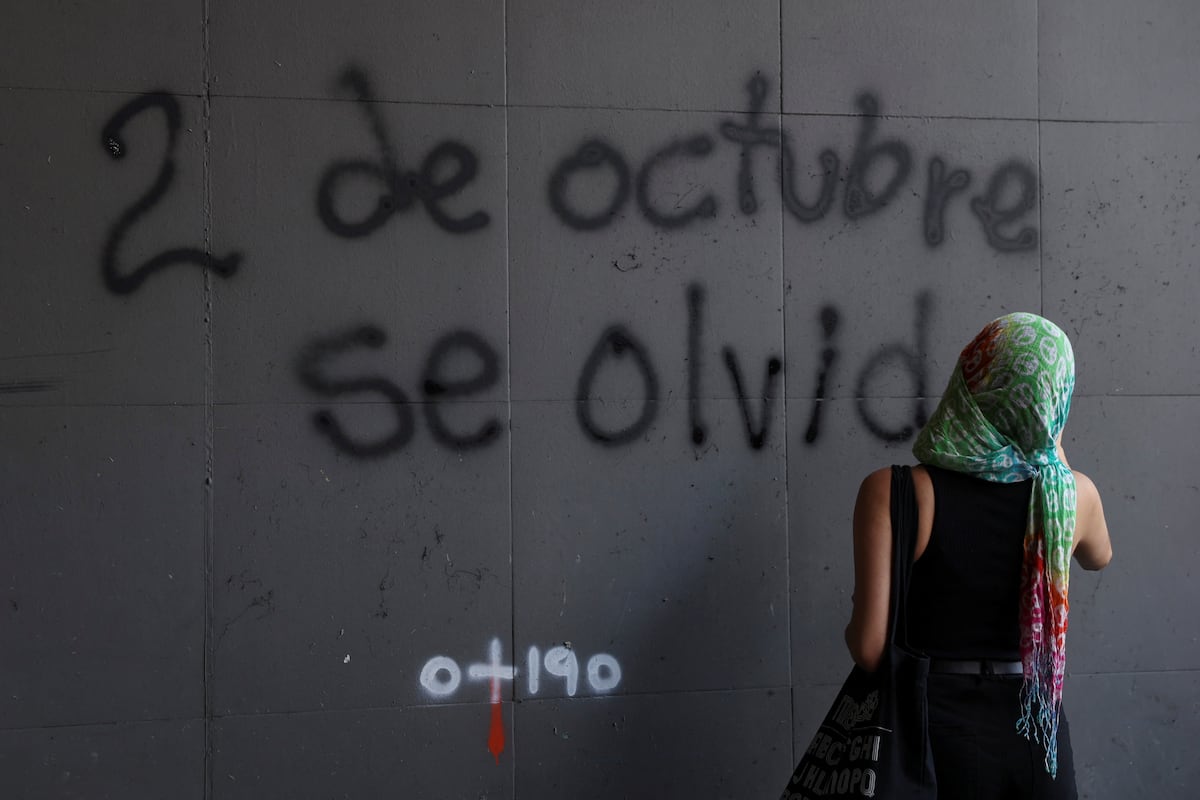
927 673 1078 800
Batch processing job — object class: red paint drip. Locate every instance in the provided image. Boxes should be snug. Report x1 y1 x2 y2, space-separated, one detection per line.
487 694 505 764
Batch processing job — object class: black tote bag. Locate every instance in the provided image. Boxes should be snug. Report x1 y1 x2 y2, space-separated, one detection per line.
779 466 936 800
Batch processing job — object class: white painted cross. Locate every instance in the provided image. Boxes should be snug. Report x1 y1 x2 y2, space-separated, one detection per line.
466 637 517 702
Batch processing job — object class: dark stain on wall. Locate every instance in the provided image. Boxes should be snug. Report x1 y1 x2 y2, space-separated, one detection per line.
0 378 62 394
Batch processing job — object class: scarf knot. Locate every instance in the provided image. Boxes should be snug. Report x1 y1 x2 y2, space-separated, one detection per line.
1024 446 1058 469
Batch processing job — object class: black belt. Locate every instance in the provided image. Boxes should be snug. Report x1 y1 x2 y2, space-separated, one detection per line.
930 659 1023 676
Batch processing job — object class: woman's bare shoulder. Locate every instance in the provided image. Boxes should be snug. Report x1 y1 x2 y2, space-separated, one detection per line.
857 464 928 493
1072 469 1105 516
1072 468 1099 493
857 466 894 497
1071 468 1113 570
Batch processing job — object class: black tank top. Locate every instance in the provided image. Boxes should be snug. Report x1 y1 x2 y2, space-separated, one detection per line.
907 465 1034 660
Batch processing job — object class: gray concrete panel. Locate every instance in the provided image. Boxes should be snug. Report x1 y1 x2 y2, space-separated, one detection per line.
0 90 206 406
1068 672 1200 799
209 95 508 405
1040 0 1200 122
508 0 780 111
212 402 511 716
1055 396 1200 674
0 719 204 800
783 114 1041 402
213 704 512 798
508 106 785 404
0 2 202 94
784 1 1038 119
208 0 505 105
787 398 916 687
511 399 788 698
514 689 792 800
1042 121 1200 396
0 406 205 728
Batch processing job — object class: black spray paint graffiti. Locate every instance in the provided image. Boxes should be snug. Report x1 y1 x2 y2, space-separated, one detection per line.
574 284 930 451
636 135 720 229
720 74 839 223
722 347 782 450
804 305 840 445
548 133 723 231
90 73 982 458
100 92 242 294
547 141 631 231
295 325 415 458
574 283 787 451
550 76 1039 253
799 292 932 445
294 324 502 458
295 284 930 458
852 290 932 443
970 160 1039 252
575 326 661 446
923 157 972 248
684 284 782 450
316 67 490 238
842 93 912 219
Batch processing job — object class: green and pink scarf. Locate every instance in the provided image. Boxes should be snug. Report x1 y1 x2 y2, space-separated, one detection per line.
912 312 1076 777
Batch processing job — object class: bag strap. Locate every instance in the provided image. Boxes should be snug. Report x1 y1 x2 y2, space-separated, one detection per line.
886 465 918 650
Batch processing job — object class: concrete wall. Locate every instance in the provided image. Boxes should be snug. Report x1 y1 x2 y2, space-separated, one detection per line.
2 1 1198 797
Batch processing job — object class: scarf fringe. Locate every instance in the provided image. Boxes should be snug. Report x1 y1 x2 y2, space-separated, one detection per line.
1016 646 1062 778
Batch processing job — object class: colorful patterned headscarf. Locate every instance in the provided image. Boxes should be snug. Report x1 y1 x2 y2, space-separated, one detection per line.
912 312 1076 777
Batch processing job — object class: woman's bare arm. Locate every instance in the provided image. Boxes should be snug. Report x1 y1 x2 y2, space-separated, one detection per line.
844 468 893 672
